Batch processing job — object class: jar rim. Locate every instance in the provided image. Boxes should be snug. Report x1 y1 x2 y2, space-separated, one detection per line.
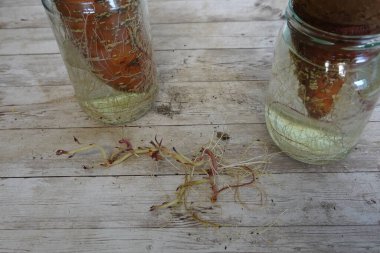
41 0 98 13
41 0 54 14
287 0 380 42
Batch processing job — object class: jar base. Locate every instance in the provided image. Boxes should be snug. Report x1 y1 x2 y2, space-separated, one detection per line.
79 85 158 125
265 103 352 165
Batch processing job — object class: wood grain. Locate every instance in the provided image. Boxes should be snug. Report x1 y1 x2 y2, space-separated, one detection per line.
0 173 379 229
0 0 286 29
0 226 379 253
0 49 273 86
0 79 378 130
1 0 380 252
0 125 379 178
0 21 281 55
0 81 266 128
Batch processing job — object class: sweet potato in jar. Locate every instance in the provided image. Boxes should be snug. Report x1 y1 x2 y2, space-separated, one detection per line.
290 0 380 119
265 0 380 164
56 0 153 92
43 0 157 124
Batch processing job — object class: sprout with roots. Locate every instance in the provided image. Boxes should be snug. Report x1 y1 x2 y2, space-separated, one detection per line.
56 133 270 227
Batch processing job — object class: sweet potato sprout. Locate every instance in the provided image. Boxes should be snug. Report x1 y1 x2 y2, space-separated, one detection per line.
56 133 271 226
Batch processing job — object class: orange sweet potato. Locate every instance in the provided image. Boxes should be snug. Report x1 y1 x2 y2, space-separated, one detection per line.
56 0 151 92
290 0 380 119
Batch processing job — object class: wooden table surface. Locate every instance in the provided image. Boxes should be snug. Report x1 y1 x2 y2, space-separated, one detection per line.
1 0 380 252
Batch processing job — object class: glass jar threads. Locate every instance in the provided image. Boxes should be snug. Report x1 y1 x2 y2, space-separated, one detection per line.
42 0 158 124
265 0 380 164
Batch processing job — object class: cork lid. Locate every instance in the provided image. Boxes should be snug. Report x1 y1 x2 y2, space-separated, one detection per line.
291 0 380 35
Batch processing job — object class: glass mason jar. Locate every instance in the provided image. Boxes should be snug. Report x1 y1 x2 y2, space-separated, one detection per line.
265 0 380 164
42 0 158 124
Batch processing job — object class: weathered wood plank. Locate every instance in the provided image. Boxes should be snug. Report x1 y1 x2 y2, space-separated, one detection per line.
0 0 41 7
0 81 266 128
0 49 273 85
0 173 379 229
0 28 58 55
0 0 287 29
149 0 286 24
1 81 379 130
0 54 71 86
0 21 281 55
0 226 379 253
0 6 47 29
0 124 379 178
1 0 378 251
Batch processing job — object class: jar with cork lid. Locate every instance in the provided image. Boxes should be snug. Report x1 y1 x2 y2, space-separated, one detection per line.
265 0 380 164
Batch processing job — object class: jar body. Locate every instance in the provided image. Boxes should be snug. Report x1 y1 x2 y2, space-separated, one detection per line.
265 10 380 164
42 0 158 124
